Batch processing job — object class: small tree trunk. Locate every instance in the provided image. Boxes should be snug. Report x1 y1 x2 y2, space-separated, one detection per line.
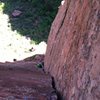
45 0 100 100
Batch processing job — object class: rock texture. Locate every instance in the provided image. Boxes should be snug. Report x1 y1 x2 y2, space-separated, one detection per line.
12 10 22 17
0 55 57 100
45 0 100 100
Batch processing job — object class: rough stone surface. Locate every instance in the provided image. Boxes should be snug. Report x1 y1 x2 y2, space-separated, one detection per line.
45 0 100 100
0 55 57 100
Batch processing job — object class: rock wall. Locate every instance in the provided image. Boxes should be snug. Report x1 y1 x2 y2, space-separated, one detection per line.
44 0 100 99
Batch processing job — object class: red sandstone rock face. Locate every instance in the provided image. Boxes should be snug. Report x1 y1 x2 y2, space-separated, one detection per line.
45 0 100 99
0 55 57 100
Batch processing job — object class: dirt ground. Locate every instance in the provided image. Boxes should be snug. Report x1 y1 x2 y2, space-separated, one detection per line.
0 55 56 100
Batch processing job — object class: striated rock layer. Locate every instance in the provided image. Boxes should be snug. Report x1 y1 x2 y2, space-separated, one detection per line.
0 55 57 100
45 0 100 100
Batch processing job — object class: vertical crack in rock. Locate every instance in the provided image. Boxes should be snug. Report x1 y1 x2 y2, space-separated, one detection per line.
55 0 72 39
51 76 63 100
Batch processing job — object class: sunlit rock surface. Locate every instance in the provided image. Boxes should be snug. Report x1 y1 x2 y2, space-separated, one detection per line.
45 0 100 99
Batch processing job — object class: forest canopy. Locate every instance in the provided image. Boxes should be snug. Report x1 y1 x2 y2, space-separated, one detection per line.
1 0 61 43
